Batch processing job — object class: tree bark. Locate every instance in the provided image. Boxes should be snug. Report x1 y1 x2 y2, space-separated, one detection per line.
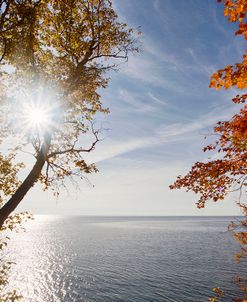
0 134 51 229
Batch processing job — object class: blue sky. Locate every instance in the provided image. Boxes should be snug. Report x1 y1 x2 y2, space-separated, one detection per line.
19 0 246 216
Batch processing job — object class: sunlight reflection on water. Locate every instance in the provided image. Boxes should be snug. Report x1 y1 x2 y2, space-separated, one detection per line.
5 216 246 302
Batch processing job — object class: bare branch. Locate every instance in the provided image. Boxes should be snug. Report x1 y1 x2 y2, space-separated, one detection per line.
48 124 100 159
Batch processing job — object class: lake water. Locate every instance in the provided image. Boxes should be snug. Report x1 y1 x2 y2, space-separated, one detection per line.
5 216 246 301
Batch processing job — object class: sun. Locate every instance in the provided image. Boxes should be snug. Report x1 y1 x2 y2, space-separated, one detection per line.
9 82 61 138
26 106 50 127
22 102 53 137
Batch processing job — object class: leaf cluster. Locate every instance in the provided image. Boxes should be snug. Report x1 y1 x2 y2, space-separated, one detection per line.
0 0 139 191
0 2 139 300
171 1 247 300
0 153 24 207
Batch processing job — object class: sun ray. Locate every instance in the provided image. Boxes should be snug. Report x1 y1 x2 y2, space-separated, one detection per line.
25 105 50 128
8 82 62 141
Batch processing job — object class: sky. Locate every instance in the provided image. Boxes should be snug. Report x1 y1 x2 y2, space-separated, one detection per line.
18 0 246 216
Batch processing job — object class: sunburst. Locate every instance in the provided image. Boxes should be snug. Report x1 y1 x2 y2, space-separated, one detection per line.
25 105 50 128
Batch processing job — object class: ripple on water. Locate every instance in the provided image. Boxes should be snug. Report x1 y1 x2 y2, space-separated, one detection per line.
5 216 246 302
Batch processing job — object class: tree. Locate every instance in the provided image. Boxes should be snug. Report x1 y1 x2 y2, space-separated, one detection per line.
0 0 139 229
170 0 247 300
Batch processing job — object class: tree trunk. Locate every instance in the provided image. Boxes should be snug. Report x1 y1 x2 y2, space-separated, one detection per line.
0 135 51 229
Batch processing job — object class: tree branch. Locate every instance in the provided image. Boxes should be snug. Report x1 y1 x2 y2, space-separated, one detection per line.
48 127 99 158
0 133 51 228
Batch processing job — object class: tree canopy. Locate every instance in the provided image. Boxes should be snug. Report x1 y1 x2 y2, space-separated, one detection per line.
0 1 139 299
170 0 247 300
0 0 139 228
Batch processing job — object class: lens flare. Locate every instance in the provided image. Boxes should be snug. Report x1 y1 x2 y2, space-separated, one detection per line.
25 106 50 127
6 80 61 140
21 102 53 138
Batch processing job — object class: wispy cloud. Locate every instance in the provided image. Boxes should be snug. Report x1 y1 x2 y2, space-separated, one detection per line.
120 54 192 97
155 99 240 143
148 92 169 107
185 48 215 77
119 89 158 113
120 39 215 98
118 89 172 114
86 102 239 164
85 137 155 163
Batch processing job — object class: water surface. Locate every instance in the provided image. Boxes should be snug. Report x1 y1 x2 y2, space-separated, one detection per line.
6 216 246 301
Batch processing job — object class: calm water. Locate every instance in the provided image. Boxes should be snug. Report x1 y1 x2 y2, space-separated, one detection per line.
5 216 246 301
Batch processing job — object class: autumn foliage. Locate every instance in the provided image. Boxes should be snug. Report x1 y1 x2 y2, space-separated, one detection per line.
171 0 247 300
170 104 247 210
0 0 139 228
0 1 138 299
211 0 247 90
